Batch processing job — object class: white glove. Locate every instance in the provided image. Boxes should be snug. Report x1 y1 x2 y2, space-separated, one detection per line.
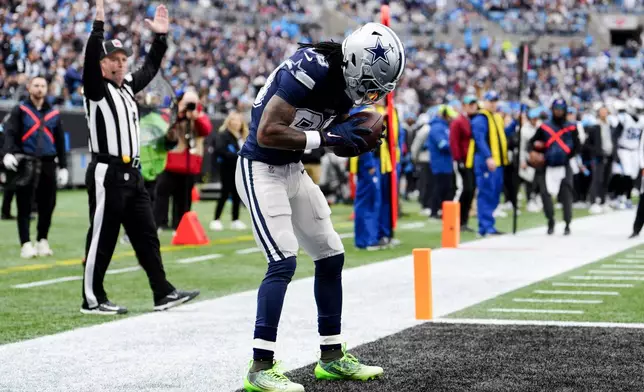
57 168 69 186
3 154 18 171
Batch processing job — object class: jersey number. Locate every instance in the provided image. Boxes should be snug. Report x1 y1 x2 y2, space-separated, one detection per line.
626 128 641 140
291 109 335 131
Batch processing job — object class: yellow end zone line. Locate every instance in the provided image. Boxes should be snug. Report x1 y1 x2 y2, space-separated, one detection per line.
0 221 354 276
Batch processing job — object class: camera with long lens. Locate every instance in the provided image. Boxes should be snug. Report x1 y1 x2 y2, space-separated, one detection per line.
185 102 197 111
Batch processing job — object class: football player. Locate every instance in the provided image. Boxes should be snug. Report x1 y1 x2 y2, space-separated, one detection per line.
236 23 405 391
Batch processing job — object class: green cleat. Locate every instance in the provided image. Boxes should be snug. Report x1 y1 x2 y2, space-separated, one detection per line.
243 360 305 392
314 344 383 381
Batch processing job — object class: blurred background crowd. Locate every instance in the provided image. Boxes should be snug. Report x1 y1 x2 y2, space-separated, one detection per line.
1 0 644 231
0 0 642 117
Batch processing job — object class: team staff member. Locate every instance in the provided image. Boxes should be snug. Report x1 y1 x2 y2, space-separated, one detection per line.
467 91 510 237
410 113 432 215
3 76 68 258
153 90 212 231
350 147 382 250
374 100 401 247
81 0 198 315
450 95 478 231
350 105 387 250
527 99 580 235
427 104 458 219
587 105 615 214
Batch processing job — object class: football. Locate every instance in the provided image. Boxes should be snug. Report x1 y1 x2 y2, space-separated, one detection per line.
332 110 384 157
528 150 545 168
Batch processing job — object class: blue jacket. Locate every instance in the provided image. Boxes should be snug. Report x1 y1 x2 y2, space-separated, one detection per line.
529 120 580 167
2 99 67 167
469 112 515 171
426 117 452 174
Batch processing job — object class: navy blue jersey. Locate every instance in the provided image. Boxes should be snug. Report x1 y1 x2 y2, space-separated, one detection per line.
239 48 354 165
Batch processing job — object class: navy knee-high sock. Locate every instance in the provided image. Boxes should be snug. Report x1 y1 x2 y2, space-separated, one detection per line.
314 253 344 355
253 256 297 363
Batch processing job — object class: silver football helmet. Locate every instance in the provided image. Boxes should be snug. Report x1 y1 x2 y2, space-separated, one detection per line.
341 22 405 105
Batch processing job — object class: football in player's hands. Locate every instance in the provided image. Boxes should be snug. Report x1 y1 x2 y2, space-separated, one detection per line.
332 111 384 157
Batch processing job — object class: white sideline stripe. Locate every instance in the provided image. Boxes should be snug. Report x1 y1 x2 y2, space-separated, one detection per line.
339 232 354 239
588 270 644 275
106 266 141 275
177 254 223 264
433 318 644 329
622 254 644 258
533 289 619 296
488 308 584 314
570 275 644 281
615 258 644 264
601 264 644 269
512 298 602 304
235 247 261 255
552 282 634 288
13 276 81 289
12 267 141 289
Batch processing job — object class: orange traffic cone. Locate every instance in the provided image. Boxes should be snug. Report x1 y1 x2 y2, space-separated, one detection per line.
172 211 209 245
191 187 200 202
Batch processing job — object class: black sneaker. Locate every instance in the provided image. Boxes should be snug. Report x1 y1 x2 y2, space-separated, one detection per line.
1 214 15 220
80 301 128 315
564 225 571 236
629 232 639 239
154 289 200 311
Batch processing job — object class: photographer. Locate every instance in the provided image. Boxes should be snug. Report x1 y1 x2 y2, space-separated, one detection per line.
153 90 212 231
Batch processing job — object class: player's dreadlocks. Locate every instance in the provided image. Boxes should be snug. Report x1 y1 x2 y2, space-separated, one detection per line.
297 41 345 86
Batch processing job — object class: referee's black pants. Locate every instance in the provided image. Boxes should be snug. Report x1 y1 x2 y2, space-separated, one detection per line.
82 160 174 308
16 159 57 245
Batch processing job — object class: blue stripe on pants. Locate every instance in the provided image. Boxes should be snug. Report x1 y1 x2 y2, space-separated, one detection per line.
245 158 286 261
240 158 276 263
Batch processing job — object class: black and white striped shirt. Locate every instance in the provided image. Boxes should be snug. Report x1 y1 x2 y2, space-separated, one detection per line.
82 21 167 159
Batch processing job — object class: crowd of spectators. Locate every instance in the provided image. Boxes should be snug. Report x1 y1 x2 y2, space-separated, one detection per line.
0 0 317 120
0 0 642 123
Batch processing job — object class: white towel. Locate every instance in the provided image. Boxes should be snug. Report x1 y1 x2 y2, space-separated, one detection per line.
545 166 566 196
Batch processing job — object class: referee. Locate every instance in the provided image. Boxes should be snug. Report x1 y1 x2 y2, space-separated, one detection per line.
80 0 198 315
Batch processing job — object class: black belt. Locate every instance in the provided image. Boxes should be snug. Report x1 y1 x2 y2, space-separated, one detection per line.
92 154 141 169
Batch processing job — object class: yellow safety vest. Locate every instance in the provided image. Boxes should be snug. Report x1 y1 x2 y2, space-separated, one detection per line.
348 105 400 174
465 109 509 168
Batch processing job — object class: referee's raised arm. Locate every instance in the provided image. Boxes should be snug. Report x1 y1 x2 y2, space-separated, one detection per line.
82 0 105 102
125 6 170 94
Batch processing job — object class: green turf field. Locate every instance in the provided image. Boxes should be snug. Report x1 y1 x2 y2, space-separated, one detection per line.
0 189 568 344
448 244 644 323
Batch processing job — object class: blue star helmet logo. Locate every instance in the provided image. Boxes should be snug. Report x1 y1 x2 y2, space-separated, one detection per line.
365 38 391 66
